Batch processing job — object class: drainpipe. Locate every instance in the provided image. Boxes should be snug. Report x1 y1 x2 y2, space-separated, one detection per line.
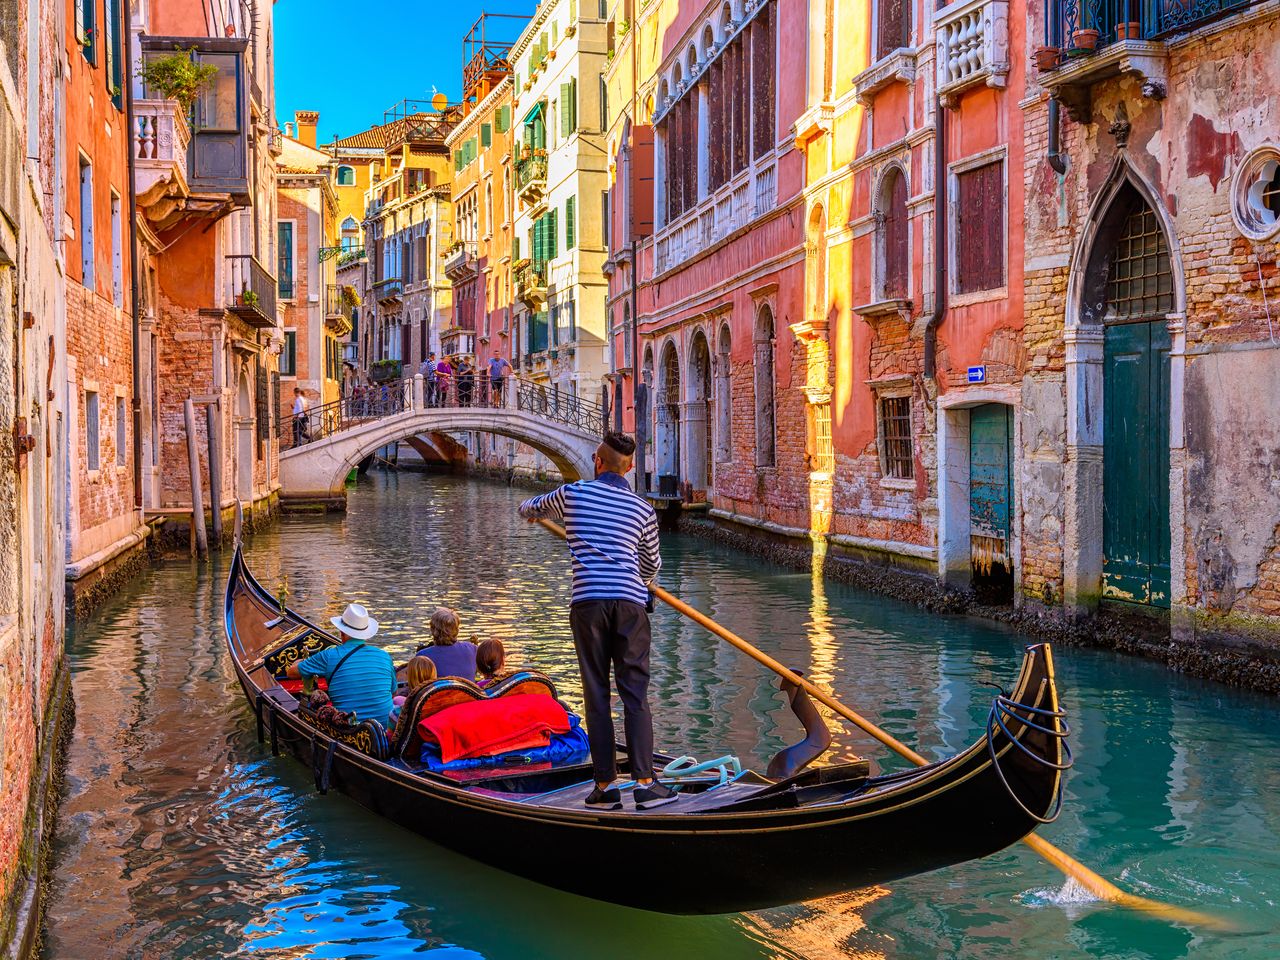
124 0 143 509
1047 98 1068 176
923 96 947 380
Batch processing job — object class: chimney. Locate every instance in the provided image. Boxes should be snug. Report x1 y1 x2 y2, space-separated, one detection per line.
295 110 319 148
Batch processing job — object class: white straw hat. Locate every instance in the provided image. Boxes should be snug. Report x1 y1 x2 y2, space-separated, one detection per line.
330 602 379 640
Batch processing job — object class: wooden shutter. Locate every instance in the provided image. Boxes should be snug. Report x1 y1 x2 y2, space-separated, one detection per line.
956 161 1005 295
497 105 510 133
481 123 492 148
549 208 559 259
884 171 909 299
255 363 269 444
570 77 578 132
877 0 909 59
566 195 576 248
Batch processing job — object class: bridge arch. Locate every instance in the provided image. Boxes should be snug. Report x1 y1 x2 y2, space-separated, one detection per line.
280 405 600 502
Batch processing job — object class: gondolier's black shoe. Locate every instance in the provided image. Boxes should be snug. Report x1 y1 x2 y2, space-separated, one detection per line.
634 782 678 810
584 786 623 810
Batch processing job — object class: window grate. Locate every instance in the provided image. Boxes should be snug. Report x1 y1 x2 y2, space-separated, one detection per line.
880 395 913 479
1106 204 1173 319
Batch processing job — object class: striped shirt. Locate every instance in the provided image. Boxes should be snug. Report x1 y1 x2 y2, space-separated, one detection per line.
519 472 661 607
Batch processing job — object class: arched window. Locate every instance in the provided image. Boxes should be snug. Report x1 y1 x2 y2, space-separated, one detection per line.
877 167 909 300
715 323 732 463
689 331 713 490
340 216 359 252
336 165 355 186
753 304 775 467
876 0 909 59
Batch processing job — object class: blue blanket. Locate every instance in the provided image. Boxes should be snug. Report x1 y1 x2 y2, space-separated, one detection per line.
420 713 590 772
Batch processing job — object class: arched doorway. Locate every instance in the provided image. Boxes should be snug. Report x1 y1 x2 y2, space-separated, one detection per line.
657 340 681 494
236 369 254 501
753 304 776 467
687 331 712 493
1090 186 1174 608
715 323 733 464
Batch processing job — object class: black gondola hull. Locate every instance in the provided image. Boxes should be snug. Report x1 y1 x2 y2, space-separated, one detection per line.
227 548 1066 914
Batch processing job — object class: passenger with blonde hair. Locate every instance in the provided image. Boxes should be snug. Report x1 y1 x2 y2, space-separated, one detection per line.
417 606 478 680
389 655 438 730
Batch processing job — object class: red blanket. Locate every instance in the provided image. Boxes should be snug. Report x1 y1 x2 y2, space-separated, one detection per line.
419 693 571 763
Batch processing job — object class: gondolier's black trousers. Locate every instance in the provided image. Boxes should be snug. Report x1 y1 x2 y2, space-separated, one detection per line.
569 599 656 784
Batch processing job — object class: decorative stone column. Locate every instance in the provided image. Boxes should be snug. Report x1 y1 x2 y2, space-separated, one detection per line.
1063 324 1104 615
789 318 834 536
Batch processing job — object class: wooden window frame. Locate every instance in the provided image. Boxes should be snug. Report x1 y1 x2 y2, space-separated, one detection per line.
949 147 1008 305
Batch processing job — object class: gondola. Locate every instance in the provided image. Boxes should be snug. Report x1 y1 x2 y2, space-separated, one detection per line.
224 543 1070 914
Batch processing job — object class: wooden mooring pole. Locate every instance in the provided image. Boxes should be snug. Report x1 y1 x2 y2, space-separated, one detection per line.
184 399 208 559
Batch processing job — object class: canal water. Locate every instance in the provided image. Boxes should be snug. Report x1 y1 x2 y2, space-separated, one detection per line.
45 473 1280 959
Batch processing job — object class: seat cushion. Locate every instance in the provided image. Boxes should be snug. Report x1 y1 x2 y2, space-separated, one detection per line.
419 693 571 763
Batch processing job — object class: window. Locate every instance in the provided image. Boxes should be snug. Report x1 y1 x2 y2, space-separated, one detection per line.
715 323 732 462
110 191 123 306
878 167 909 300
1106 199 1173 319
195 53 239 132
879 395 913 479
79 156 94 288
336 165 355 186
560 79 578 139
877 0 910 59
281 331 297 376
954 160 1005 295
104 0 122 105
496 105 511 134
481 123 492 148
76 0 96 64
751 2 775 159
277 221 294 298
601 189 610 253
115 395 126 466
600 75 608 131
1231 147 1280 241
341 216 359 251
485 184 493 237
565 195 576 249
753 304 775 467
85 390 100 471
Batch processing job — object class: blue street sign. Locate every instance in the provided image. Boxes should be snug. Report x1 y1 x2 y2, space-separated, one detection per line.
967 365 986 384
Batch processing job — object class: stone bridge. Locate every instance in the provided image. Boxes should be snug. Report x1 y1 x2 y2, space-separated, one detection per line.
280 376 604 503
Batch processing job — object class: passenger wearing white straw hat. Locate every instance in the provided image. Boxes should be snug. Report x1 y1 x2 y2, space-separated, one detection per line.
286 602 398 727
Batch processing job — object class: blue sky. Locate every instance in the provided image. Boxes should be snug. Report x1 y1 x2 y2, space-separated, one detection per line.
274 0 535 144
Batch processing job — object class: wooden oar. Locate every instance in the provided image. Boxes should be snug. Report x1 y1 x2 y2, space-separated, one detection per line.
534 517 1227 929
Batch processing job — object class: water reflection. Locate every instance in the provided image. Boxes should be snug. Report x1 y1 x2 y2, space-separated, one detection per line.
45 472 1280 959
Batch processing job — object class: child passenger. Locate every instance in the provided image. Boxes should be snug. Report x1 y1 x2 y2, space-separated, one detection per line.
389 655 437 731
476 638 511 689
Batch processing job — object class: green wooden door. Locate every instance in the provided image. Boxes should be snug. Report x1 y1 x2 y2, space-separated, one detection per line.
969 403 1012 573
1103 320 1171 607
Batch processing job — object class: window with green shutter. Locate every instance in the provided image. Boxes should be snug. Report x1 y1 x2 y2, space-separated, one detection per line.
76 0 96 64
569 0 577 22
454 149 462 171
552 20 558 44
105 0 122 106
548 209 559 260
497 105 510 133
513 235 521 260
566 195 576 249
560 83 571 139
481 123 492 148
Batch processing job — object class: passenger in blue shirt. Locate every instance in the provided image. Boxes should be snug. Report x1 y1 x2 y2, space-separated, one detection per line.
287 603 397 727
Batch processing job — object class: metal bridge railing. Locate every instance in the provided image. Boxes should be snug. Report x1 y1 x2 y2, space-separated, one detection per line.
281 373 606 452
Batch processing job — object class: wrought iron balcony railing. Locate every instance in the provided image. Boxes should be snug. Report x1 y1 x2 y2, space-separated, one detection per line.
373 277 403 302
1045 0 1249 53
225 254 278 328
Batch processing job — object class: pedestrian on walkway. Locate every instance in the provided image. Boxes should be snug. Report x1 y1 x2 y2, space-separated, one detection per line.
517 432 674 811
422 352 437 406
457 356 475 407
435 355 454 405
291 387 310 444
487 351 512 407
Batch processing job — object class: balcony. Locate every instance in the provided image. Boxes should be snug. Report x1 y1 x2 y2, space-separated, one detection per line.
338 246 366 268
133 99 191 221
443 240 479 282
514 259 547 309
142 37 251 207
373 277 403 303
935 0 1010 106
224 255 278 329
1036 0 1247 119
515 153 548 205
324 284 353 336
654 156 777 275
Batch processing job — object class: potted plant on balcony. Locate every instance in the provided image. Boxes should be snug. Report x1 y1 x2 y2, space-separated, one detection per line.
1033 44 1061 71
239 289 260 309
1071 22 1101 50
138 48 219 111
1115 20 1142 39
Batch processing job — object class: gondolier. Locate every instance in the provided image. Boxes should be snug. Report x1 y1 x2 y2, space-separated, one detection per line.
518 431 675 810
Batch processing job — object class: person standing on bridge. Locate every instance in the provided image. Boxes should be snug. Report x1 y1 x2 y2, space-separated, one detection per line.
420 353 437 407
487 351 512 407
517 432 675 811
291 387 310 445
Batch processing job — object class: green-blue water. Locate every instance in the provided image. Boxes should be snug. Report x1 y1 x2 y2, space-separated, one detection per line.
44 473 1280 958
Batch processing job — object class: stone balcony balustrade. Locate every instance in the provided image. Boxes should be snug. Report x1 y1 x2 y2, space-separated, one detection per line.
133 98 191 215
935 0 1010 106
